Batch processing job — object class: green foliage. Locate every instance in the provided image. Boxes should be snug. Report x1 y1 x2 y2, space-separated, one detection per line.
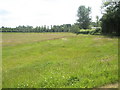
79 29 91 34
101 1 120 36
1 24 72 33
2 33 118 88
70 25 80 34
77 5 91 29
90 28 102 35
96 16 100 27
91 22 97 27
79 28 102 35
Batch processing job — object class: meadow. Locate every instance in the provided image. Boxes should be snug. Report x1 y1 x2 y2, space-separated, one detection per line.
2 33 118 88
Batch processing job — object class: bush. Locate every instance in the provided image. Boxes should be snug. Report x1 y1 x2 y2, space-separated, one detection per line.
70 25 80 34
78 28 101 35
79 29 93 34
90 28 101 35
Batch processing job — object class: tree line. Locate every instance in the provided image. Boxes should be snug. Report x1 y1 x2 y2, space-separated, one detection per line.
101 0 120 36
0 24 80 33
0 5 93 33
1 0 119 36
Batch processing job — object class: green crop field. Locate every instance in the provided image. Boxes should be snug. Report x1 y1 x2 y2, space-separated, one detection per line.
2 33 118 88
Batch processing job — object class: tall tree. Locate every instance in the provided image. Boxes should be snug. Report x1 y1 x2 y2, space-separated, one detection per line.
77 5 91 29
101 0 120 35
96 16 100 27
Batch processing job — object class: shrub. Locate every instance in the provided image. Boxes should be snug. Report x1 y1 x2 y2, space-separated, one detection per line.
90 28 101 35
70 25 80 34
78 28 102 35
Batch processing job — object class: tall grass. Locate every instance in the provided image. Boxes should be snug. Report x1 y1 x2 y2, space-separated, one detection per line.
2 33 118 88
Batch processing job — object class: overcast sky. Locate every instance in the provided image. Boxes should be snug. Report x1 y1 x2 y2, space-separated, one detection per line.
0 0 102 27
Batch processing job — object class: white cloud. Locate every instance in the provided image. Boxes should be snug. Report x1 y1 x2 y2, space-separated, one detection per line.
0 0 102 27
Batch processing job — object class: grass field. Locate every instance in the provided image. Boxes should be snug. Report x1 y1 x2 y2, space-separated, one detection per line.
2 33 118 88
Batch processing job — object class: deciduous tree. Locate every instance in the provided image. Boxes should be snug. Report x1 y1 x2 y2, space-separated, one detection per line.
77 5 91 29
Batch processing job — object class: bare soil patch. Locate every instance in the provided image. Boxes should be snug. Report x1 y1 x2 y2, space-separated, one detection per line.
99 83 118 88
